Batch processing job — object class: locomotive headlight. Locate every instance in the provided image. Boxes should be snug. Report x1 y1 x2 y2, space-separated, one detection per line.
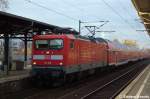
51 55 63 60
33 62 36 65
59 62 63 65
46 51 50 54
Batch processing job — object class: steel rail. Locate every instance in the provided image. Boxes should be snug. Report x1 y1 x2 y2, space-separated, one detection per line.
81 64 143 99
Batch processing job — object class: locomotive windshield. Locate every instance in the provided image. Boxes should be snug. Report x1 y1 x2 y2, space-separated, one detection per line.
49 39 63 49
35 39 63 50
35 40 49 49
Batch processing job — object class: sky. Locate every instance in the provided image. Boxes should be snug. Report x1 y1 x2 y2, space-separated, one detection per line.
2 0 150 48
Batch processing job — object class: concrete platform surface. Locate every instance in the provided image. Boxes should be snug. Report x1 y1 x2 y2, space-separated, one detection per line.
0 69 30 84
0 69 31 98
116 65 150 99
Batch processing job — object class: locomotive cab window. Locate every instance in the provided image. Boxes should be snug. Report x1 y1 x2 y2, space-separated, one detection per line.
49 39 63 49
70 40 74 49
35 40 49 49
35 39 63 50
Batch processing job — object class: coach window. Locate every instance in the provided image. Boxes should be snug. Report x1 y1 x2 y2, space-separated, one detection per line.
70 40 74 49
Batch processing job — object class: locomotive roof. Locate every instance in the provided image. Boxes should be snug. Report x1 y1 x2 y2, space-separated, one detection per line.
33 34 75 39
95 38 108 43
76 36 108 43
33 34 107 44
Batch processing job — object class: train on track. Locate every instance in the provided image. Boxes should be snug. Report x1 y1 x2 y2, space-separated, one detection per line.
31 33 149 84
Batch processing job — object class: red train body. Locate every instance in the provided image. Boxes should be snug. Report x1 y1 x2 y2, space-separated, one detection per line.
31 34 149 82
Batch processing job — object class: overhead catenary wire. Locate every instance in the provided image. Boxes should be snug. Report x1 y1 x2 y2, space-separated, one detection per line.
24 0 121 36
59 0 113 35
24 0 144 39
61 0 84 12
117 0 144 29
100 0 139 33
60 0 105 22
114 1 149 42
61 1 113 33
118 0 134 19
68 2 119 37
60 0 88 21
24 0 79 21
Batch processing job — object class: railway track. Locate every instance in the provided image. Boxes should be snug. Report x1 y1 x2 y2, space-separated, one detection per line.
81 62 143 99
3 59 150 99
58 60 150 99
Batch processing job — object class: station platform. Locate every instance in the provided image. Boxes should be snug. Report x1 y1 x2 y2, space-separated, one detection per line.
0 69 31 97
0 69 30 83
116 64 150 99
0 64 31 83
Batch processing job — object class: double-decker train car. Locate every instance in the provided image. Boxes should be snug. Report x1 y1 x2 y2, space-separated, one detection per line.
31 33 149 84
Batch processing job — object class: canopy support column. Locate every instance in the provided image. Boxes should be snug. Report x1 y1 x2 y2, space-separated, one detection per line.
4 33 9 75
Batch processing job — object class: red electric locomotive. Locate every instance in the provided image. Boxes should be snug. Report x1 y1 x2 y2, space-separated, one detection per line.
32 34 108 83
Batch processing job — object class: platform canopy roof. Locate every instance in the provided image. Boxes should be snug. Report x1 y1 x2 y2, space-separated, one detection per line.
0 11 78 35
132 0 150 34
